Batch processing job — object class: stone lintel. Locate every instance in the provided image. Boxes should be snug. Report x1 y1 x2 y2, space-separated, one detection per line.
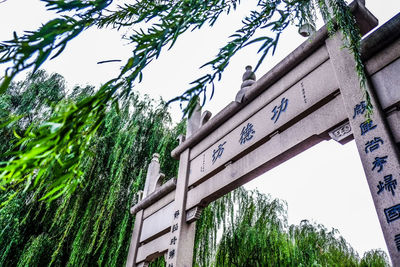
171 0 378 159
136 232 170 263
186 96 346 211
361 13 400 62
130 178 176 215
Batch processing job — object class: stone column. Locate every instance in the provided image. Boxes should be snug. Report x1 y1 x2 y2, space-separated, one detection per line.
165 149 197 267
126 210 144 267
126 154 164 267
326 32 400 265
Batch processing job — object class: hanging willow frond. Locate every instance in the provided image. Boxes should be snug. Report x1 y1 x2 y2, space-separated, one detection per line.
0 0 370 200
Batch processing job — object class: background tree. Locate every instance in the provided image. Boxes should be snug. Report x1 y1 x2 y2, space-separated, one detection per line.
0 71 183 265
0 71 388 266
0 0 370 200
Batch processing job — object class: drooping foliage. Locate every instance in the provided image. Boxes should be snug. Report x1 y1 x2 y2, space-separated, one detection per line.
193 187 390 267
0 71 184 266
0 72 389 266
0 0 372 200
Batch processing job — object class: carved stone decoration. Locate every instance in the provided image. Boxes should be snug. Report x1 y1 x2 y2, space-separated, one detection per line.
186 206 203 223
236 66 256 103
329 121 353 145
136 190 144 203
298 22 316 37
201 110 212 126
187 99 202 138
143 153 165 198
177 134 186 145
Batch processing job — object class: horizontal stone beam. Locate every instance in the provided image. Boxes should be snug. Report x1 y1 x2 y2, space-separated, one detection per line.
136 232 169 263
171 0 377 159
140 201 174 243
361 12 400 61
130 178 176 215
186 96 346 210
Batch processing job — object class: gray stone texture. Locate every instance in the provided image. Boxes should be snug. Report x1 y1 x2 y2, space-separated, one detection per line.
127 4 400 266
326 31 400 266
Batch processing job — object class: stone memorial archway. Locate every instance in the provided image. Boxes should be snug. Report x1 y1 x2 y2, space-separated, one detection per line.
126 2 400 266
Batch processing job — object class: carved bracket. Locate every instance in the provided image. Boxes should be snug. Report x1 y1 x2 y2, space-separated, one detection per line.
329 121 353 144
186 206 203 223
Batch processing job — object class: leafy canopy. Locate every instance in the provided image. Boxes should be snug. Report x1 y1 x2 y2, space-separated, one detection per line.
0 71 388 266
0 0 369 200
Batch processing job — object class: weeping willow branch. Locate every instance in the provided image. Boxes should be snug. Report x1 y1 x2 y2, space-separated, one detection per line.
0 0 370 200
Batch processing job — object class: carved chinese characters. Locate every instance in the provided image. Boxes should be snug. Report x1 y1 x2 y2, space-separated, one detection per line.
326 32 400 265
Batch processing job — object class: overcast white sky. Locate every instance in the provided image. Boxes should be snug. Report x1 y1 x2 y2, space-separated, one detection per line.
1 0 399 259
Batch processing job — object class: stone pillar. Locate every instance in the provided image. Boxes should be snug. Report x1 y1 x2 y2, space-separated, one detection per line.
326 32 400 265
165 149 197 267
187 100 202 138
143 153 164 198
126 154 164 267
126 209 144 267
235 65 256 103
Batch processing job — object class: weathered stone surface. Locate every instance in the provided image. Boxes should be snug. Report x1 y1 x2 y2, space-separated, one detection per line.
186 206 203 223
140 201 174 242
126 210 144 267
200 110 212 126
329 121 353 145
186 101 202 138
189 59 338 187
143 153 164 198
127 6 400 267
186 96 345 210
370 57 400 110
166 149 197 267
326 31 400 266
131 178 176 215
136 232 170 263
142 190 175 219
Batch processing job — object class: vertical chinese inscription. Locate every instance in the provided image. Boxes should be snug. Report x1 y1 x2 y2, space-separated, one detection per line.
212 141 227 164
395 234 400 251
167 209 180 266
168 249 175 259
360 120 377 135
174 210 180 219
371 156 388 173
353 101 366 118
377 175 397 196
200 154 205 173
239 123 255 145
271 97 289 123
365 137 384 153
301 82 307 104
384 204 400 223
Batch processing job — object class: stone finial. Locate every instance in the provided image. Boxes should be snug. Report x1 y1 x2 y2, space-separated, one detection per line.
151 153 160 163
241 65 256 88
177 134 186 145
186 98 202 138
236 65 256 103
201 110 212 126
143 153 164 198
298 22 316 37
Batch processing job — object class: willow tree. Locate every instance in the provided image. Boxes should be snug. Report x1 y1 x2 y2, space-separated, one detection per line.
0 0 371 200
0 71 184 265
0 72 389 266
